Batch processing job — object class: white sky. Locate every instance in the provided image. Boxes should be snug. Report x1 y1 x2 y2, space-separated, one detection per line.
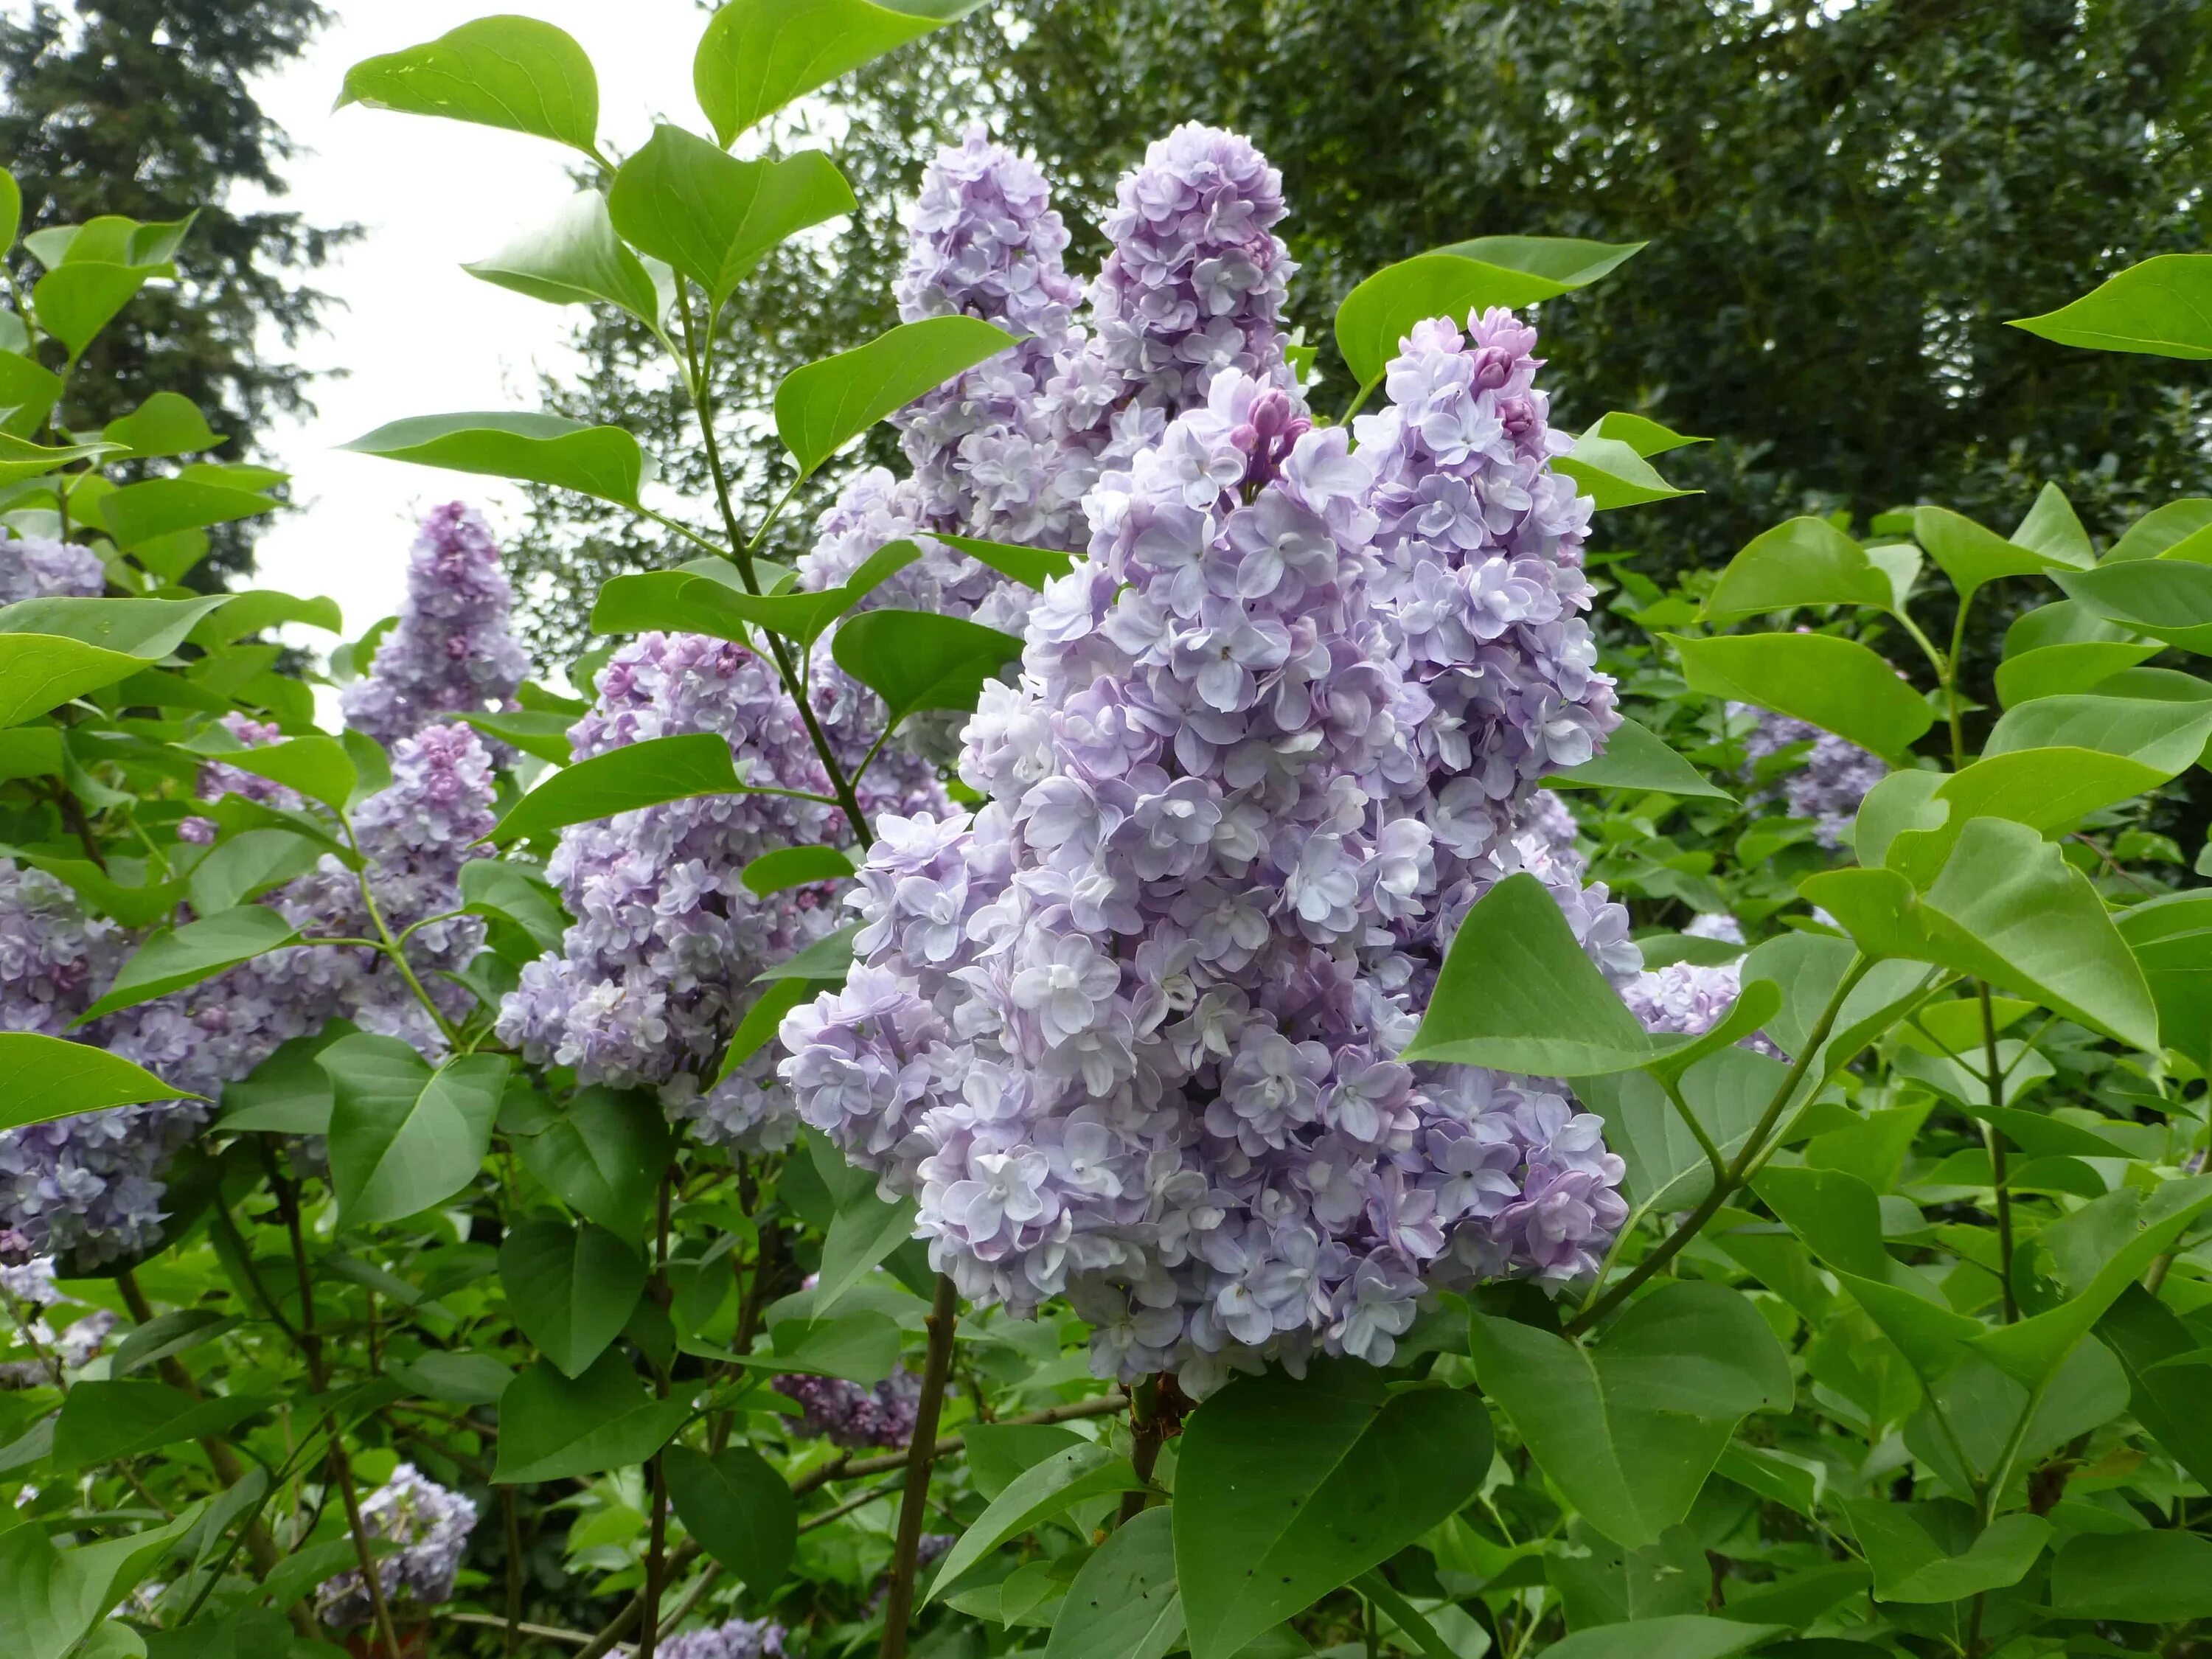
235 2 725 656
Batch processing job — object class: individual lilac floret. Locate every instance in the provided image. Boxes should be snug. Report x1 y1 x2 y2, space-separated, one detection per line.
316 1463 479 1628
661 1618 788 1659
776 1367 921 1449
1735 706 1887 849
341 503 530 748
0 529 103 602
498 633 940 1150
782 365 1630 1394
1043 123 1296 477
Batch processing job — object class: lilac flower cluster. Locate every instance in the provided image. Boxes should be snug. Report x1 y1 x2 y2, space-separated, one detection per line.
316 1463 479 1627
0 1260 113 1385
661 1618 788 1659
782 326 1632 1391
498 633 935 1150
0 529 104 603
775 1367 921 1448
341 503 530 746
1622 959 1746 1038
1736 706 1886 849
0 724 496 1265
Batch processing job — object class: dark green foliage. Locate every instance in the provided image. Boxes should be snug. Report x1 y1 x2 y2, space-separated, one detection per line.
0 0 352 578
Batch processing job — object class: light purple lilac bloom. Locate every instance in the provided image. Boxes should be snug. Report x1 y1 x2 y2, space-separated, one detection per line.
1734 704 1887 849
661 1618 788 1659
497 633 941 1151
0 724 496 1265
781 338 1631 1394
341 503 530 747
0 529 104 603
775 1366 921 1448
316 1463 479 1627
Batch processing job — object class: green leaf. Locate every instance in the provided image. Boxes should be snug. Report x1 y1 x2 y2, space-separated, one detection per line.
321 1035 507 1226
1579 1046 1790 1214
1045 1506 1183 1659
742 845 853 896
1804 817 2157 1050
938 532 1079 591
2048 1529 2212 1622
1583 411 1707 457
1549 715 1733 801
108 1310 235 1379
757 919 861 984
0 594 230 660
1470 1282 1791 1549
2010 254 2212 358
609 127 855 307
255 1536 398 1615
2055 555 2212 655
1553 433 1694 512
815 1186 919 1317
928 1442 1145 1604
0 172 17 254
1531 1615 1781 1659
0 1033 196 1129
1840 1501 2048 1603
459 709 574 765
1667 631 1930 762
1983 692 2212 773
1402 872 1657 1074
389 1350 513 1407
189 590 342 647
1174 1360 1494 1659
776 316 1018 479
757 1311 902 1382
2108 495 2212 561
831 608 1023 726
79 905 300 1023
32 261 161 360
0 431 119 485
209 736 355 813
508 1085 671 1242
459 859 569 953
664 1444 796 1593
1970 1175 2212 1389
52 1380 269 1468
693 0 987 146
1912 504 2084 605
1992 641 2160 707
341 412 645 506
720 980 813 1077
2115 889 2212 1068
1642 977 1781 1086
500 1217 647 1378
491 731 743 843
2093 1286 2212 1490
338 16 600 157
493 1349 689 1484
0 1507 199 1659
1333 240 1642 390
592 567 847 647
187 828 322 917
0 349 63 437
463 190 660 323
102 392 221 460
0 633 146 726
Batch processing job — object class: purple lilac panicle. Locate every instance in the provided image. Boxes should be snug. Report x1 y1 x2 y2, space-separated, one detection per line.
661 1618 788 1659
316 1463 479 1627
341 503 530 747
1736 705 1886 849
0 529 104 603
497 633 940 1150
782 344 1630 1394
775 1367 921 1449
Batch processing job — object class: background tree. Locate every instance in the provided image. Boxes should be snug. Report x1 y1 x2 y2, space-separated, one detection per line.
513 0 2212 657
0 0 353 581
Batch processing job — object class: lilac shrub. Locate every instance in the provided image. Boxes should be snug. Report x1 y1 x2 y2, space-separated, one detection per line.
341 502 531 746
782 295 1633 1391
315 1462 479 1627
776 1367 922 1448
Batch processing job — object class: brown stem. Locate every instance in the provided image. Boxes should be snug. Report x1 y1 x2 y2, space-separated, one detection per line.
275 1171 403 1659
880 1273 960 1659
1121 1374 1163 1524
1977 983 2020 1324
